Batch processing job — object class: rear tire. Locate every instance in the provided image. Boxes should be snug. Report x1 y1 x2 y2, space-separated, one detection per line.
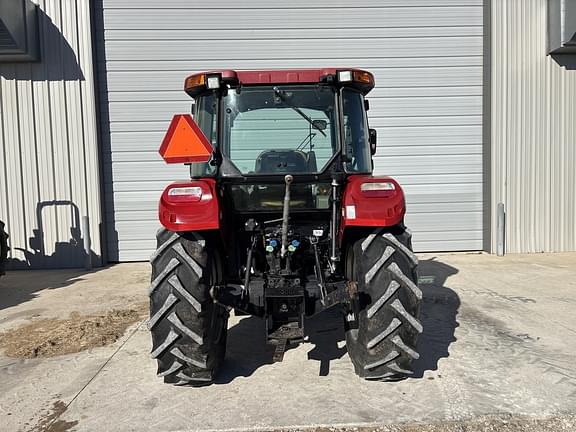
149 228 228 386
345 228 422 381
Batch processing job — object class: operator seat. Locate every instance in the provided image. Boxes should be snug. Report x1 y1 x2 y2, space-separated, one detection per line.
255 150 308 174
253 150 313 208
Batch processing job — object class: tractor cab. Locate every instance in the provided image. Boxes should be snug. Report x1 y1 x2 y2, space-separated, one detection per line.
186 70 374 174
183 70 376 213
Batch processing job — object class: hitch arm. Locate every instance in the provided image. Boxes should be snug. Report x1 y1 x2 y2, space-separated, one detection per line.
280 174 293 258
243 235 257 298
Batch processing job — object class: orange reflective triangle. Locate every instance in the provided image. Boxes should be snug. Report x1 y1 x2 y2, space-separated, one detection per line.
159 114 213 164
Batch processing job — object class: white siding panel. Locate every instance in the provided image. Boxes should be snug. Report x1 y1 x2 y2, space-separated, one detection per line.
96 1 483 260
0 0 102 269
491 0 576 253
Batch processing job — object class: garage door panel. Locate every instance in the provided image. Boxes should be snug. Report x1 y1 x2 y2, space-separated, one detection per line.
374 154 482 175
403 182 482 199
98 56 483 72
98 2 483 261
406 212 482 232
107 180 184 192
102 8 481 30
106 161 186 182
108 121 172 133
379 125 482 145
105 87 483 103
372 96 482 118
106 114 483 130
103 1 482 8
104 96 482 122
380 86 483 98
408 201 483 213
373 115 482 128
415 229 484 252
392 173 481 185
106 143 483 160
382 145 482 156
114 220 175 239
111 240 157 262
107 210 157 222
103 26 483 41
416 230 483 242
414 239 483 252
106 191 159 210
102 132 165 152
100 37 482 61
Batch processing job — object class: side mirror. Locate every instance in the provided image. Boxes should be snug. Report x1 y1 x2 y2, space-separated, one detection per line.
364 99 370 111
369 128 377 155
312 119 327 131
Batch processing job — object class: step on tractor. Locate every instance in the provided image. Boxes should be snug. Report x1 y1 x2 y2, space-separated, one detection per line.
149 68 422 386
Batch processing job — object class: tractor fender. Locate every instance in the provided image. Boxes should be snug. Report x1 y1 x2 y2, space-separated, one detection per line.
339 175 405 237
158 179 220 232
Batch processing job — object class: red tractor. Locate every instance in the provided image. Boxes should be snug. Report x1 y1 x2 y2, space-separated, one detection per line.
149 69 422 386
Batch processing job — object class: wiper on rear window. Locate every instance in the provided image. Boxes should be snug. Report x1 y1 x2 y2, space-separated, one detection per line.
273 87 327 137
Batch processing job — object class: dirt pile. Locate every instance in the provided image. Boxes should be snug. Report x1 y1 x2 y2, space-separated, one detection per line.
0 303 147 358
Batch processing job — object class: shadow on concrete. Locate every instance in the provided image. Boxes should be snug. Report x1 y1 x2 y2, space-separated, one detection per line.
217 257 460 382
306 307 347 376
1 201 101 311
216 316 275 384
0 268 96 312
217 308 347 384
0 6 84 81
412 257 460 378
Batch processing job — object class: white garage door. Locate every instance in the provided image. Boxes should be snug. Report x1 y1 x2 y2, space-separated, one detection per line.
96 0 484 261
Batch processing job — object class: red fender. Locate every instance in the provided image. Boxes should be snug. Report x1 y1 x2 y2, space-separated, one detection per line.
159 179 220 232
339 175 406 239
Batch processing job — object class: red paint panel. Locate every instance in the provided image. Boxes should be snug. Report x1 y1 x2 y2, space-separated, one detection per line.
159 180 220 232
184 68 374 86
340 175 406 234
236 69 338 84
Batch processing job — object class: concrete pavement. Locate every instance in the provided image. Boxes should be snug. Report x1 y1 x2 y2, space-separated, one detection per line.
1 253 576 431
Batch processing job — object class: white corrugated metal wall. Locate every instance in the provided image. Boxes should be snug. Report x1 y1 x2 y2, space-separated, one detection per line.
491 0 576 253
0 0 102 269
96 0 484 261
